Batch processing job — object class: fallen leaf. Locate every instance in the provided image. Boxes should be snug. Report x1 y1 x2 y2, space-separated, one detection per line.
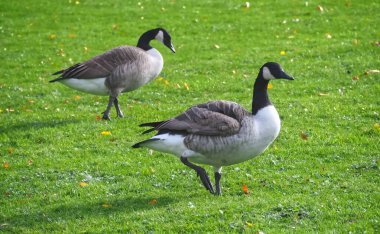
102 203 112 208
27 160 33 166
214 44 220 49
316 5 324 12
96 115 102 121
352 76 359 81
73 95 81 100
318 93 329 96
267 83 273 89
112 24 118 30
3 162 9 169
7 148 14 154
84 46 89 53
101 131 111 136
79 181 88 187
149 199 157 205
325 33 332 39
6 108 15 113
373 41 380 46
352 39 358 45
246 222 253 228
300 131 309 140
184 82 190 90
280 50 286 56
175 83 181 89
364 69 380 75
48 34 56 40
68 33 76 38
243 2 250 8
242 184 248 194
374 123 380 132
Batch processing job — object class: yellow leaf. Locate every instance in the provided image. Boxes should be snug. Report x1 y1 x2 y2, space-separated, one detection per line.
101 131 111 136
79 181 88 187
316 5 324 12
246 222 253 228
214 44 220 49
48 34 56 40
325 33 332 39
184 82 190 90
3 162 9 169
280 50 286 56
374 123 380 132
68 33 76 38
73 95 81 100
102 203 112 208
267 83 273 89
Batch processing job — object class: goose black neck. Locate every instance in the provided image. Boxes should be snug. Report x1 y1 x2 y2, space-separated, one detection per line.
137 31 155 51
252 73 271 115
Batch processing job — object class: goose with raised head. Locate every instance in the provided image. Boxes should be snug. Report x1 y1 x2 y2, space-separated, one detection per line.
50 28 175 120
132 62 294 195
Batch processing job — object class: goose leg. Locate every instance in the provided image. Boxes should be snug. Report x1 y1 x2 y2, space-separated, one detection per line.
180 157 215 194
113 97 124 118
215 171 222 196
102 95 115 120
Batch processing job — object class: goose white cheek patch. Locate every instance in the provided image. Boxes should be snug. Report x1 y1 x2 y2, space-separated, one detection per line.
262 67 276 80
155 30 164 43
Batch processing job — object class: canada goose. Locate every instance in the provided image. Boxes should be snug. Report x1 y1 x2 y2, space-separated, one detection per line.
50 28 175 120
132 62 294 195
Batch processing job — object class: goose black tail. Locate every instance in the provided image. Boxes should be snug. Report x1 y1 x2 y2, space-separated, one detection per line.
132 138 160 148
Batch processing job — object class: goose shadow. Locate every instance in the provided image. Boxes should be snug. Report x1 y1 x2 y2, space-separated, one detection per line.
0 119 81 133
4 195 177 231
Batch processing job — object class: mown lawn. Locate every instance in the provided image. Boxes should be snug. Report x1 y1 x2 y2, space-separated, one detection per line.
1 0 379 233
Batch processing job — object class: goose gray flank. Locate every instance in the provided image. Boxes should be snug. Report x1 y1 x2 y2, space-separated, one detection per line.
50 28 175 120
133 62 294 195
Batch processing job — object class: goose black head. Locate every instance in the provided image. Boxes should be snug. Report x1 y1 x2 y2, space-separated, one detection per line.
261 62 294 81
137 28 176 53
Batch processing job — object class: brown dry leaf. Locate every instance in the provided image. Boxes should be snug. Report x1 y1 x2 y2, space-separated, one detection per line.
3 162 9 169
27 160 33 166
96 115 102 121
7 148 14 154
149 199 158 205
300 132 309 140
373 41 380 46
352 76 359 81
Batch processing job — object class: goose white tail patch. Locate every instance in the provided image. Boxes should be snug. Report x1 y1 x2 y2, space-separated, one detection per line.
59 78 109 96
143 133 187 157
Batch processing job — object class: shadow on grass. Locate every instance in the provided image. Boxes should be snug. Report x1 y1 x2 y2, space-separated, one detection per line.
6 195 177 230
0 119 80 133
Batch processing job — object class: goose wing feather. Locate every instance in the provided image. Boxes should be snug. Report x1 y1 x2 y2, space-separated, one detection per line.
153 101 251 136
51 46 145 81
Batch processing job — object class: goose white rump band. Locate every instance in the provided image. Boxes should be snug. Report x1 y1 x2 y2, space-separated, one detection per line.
60 78 109 96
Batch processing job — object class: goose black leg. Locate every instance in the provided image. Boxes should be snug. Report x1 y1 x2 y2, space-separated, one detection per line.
102 96 116 120
180 157 215 194
215 172 222 196
113 97 124 118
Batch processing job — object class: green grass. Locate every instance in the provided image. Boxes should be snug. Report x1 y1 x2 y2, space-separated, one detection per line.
1 0 379 233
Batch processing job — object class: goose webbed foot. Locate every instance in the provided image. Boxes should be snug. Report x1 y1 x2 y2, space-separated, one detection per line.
180 157 215 194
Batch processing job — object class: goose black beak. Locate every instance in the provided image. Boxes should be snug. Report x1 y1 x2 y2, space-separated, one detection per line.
168 43 176 53
280 71 294 80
